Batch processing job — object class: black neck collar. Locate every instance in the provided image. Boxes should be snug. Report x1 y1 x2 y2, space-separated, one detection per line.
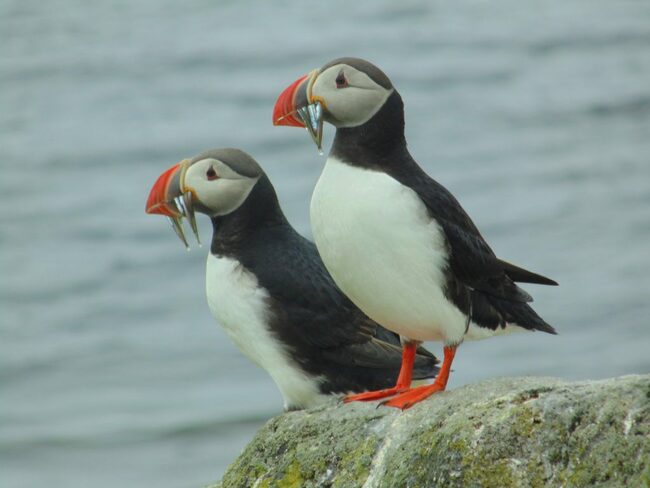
210 174 288 256
330 90 410 170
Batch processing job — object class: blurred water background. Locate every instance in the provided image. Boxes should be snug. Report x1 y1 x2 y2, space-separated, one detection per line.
2 0 649 486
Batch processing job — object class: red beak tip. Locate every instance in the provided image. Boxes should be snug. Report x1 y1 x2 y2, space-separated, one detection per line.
272 113 294 127
145 162 182 217
145 201 180 217
273 74 309 128
145 203 160 215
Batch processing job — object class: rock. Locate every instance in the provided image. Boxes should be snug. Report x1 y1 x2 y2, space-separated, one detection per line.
210 375 650 488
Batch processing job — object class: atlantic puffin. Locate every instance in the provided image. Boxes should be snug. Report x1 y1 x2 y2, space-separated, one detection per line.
145 148 439 410
273 58 557 409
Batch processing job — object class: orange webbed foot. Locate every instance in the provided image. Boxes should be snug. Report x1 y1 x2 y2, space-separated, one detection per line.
343 386 407 403
344 341 420 404
381 344 458 409
381 382 446 410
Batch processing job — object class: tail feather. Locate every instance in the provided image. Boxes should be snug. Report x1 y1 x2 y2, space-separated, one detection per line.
485 294 557 335
499 259 558 286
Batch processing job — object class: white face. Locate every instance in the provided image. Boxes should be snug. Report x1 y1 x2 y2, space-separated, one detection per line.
311 63 394 128
182 158 259 217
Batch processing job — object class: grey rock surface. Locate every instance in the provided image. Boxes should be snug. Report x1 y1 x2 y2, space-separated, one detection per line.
210 375 650 487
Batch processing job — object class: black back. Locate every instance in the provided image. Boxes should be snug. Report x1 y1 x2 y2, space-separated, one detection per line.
330 90 557 334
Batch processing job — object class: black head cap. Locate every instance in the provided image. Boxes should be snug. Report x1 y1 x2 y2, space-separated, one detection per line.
320 57 393 90
190 148 263 179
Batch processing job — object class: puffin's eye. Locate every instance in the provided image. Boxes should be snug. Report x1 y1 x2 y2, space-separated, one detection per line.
335 71 348 88
206 167 218 180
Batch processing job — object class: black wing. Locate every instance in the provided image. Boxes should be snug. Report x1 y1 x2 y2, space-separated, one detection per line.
238 225 438 385
399 163 557 300
385 158 556 334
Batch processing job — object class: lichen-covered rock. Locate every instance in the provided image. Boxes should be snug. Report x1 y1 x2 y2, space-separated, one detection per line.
210 375 650 488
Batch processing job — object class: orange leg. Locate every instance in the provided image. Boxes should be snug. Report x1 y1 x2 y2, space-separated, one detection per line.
382 345 457 410
344 341 417 403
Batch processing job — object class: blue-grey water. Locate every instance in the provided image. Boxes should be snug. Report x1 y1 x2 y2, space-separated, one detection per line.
2 0 649 486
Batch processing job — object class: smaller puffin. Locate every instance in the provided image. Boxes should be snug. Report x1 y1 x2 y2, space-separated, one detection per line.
145 148 439 411
273 58 558 409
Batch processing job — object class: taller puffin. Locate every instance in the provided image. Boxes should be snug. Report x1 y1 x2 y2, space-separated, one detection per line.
273 57 558 409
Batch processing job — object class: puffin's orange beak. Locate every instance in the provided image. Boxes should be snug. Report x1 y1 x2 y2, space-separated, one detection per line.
272 73 310 127
273 70 324 150
145 162 183 217
146 160 200 249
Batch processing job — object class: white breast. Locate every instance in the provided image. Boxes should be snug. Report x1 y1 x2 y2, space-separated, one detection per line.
310 157 524 345
205 254 327 410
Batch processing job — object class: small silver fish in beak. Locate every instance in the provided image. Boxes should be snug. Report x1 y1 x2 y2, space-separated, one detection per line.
168 214 189 250
296 101 324 152
182 190 200 246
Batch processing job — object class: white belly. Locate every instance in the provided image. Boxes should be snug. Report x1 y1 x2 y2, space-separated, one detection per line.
310 157 523 344
205 254 326 409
